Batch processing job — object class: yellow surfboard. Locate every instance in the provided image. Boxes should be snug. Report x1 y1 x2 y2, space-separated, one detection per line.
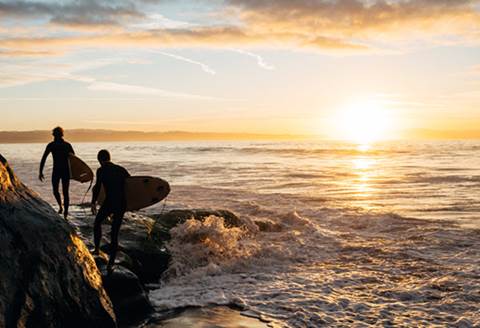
98 176 170 211
69 154 94 183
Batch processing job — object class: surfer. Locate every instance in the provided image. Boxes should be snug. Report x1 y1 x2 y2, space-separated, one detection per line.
39 126 75 219
90 149 130 274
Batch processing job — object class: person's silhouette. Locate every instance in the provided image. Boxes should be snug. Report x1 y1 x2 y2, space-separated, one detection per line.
91 149 130 274
39 127 74 219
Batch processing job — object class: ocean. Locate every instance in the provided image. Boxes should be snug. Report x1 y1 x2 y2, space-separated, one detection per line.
1 140 479 327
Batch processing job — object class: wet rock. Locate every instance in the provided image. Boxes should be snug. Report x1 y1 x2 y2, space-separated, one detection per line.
71 209 245 285
253 218 284 232
144 306 269 328
149 209 245 243
71 211 170 284
0 154 116 328
95 256 153 325
151 209 244 232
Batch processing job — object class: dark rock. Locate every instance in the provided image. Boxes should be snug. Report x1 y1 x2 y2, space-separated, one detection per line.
70 209 244 285
144 306 269 328
0 154 116 328
253 219 284 232
151 209 244 232
94 256 153 325
149 209 245 246
71 211 170 284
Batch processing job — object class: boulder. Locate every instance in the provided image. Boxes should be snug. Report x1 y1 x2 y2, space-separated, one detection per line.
71 212 170 284
70 209 245 285
94 255 153 325
0 154 116 328
151 209 244 232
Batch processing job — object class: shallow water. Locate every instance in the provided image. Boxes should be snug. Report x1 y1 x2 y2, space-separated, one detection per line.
2 140 480 327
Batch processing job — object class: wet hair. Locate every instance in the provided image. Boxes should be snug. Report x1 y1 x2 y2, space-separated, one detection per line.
52 126 64 138
97 149 111 162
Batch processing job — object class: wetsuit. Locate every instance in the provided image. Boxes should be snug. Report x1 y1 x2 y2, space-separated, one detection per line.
39 138 74 214
91 162 130 268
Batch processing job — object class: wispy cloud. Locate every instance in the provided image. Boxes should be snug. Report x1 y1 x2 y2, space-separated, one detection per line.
132 13 193 30
0 56 228 100
86 80 216 99
230 48 274 70
152 50 216 75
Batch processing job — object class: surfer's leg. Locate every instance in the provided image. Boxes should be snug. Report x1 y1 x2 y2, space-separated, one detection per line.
107 210 124 272
51 172 63 214
94 205 110 254
61 174 70 219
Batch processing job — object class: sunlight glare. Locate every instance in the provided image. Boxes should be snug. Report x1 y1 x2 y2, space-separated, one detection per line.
333 101 392 146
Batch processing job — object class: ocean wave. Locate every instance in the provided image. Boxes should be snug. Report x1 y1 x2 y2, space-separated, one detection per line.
148 207 480 327
408 175 480 184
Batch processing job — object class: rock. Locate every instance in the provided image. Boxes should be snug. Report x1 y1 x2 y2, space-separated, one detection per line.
70 209 245 285
94 255 153 325
151 209 244 231
253 219 284 232
70 210 170 284
149 209 246 246
0 155 116 328
144 306 270 328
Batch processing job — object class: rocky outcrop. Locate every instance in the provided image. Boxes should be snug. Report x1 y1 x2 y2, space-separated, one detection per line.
68 207 247 323
70 212 170 284
93 254 153 325
0 155 116 328
151 209 244 232
71 209 244 285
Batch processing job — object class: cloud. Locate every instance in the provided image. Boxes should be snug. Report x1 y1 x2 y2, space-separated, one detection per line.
152 50 216 75
87 81 192 97
0 0 143 27
230 48 274 70
227 0 479 34
0 0 479 57
0 49 59 57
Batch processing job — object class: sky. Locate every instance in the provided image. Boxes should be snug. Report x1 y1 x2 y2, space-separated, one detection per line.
1 0 480 140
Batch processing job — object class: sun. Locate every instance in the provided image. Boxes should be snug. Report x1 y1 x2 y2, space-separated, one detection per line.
332 101 392 146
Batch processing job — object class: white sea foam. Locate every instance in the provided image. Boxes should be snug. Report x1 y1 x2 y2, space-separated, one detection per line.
149 209 480 327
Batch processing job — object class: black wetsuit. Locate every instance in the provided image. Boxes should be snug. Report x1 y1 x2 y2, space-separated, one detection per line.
91 162 130 267
40 138 74 213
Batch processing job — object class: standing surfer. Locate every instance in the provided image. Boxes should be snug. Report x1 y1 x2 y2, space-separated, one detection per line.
90 149 130 274
39 126 75 219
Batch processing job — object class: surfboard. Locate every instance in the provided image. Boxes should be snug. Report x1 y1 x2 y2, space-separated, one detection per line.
97 176 170 211
69 154 94 183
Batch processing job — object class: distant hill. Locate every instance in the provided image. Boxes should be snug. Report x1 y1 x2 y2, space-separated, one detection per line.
0 129 308 143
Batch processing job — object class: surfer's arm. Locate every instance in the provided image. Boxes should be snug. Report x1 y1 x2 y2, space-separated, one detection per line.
38 144 51 181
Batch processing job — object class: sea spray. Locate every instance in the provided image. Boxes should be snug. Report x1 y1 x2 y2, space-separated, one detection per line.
162 216 260 280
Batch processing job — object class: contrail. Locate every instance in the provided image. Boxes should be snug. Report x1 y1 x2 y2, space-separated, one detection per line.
152 50 216 75
230 48 275 70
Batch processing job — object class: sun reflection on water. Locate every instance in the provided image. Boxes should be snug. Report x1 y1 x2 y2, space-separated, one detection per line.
352 156 377 203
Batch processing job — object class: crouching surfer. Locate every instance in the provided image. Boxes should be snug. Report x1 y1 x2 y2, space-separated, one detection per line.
39 126 75 220
91 149 130 274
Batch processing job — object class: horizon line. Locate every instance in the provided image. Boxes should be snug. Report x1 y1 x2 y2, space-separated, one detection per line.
1 128 480 143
